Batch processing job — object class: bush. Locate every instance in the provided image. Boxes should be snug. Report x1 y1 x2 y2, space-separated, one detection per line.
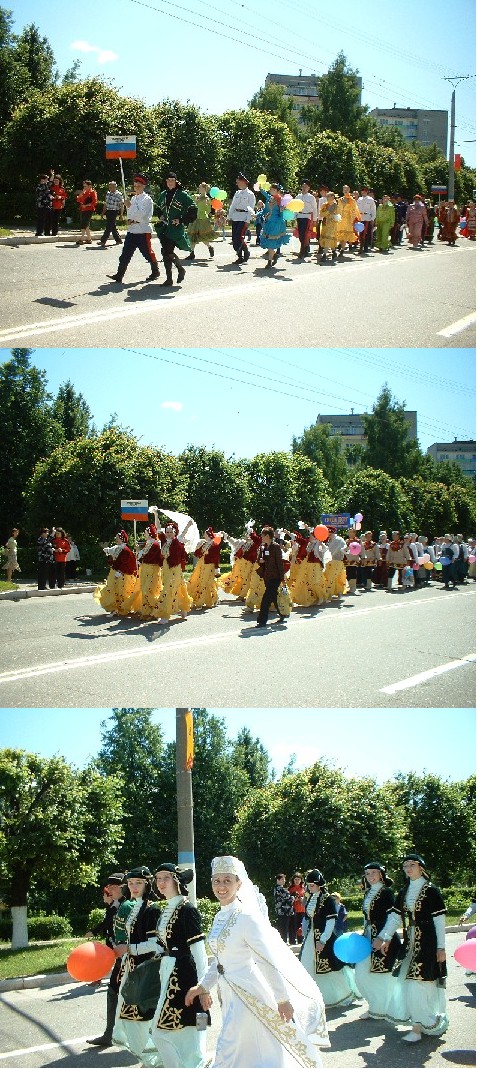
0 913 73 941
87 908 106 933
197 897 220 932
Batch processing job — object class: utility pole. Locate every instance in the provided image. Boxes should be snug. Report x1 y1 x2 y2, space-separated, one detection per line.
176 708 197 905
444 76 471 201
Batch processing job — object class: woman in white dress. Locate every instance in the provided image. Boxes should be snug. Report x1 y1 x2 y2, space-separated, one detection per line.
151 863 209 1068
300 869 361 1007
354 861 401 1020
185 855 329 1068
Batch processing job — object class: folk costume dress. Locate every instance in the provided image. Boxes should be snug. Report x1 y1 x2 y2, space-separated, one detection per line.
318 199 339 253
259 190 291 251
200 867 329 1067
113 897 161 1065
93 538 138 615
3 535 20 577
155 532 192 621
155 187 196 253
292 539 328 607
187 531 222 609
386 877 448 1036
323 534 347 599
288 533 309 594
220 531 261 597
300 891 360 1007
188 192 216 251
354 883 401 1019
150 895 209 1068
124 533 164 617
336 194 361 248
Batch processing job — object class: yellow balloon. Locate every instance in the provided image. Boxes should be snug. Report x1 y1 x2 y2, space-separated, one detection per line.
257 174 268 185
285 198 305 212
261 181 271 191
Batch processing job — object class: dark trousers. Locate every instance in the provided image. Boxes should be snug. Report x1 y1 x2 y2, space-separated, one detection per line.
257 578 281 625
55 561 66 588
231 220 249 258
117 232 157 277
48 563 57 588
38 562 49 589
442 562 457 588
66 560 77 580
100 210 122 244
359 220 373 251
289 912 304 944
36 207 51 236
50 209 62 236
276 915 291 942
297 216 312 255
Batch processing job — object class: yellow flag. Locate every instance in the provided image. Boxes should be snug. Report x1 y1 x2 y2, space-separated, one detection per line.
185 710 194 770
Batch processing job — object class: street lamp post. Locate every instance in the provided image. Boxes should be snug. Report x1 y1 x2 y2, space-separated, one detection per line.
444 75 471 201
175 708 197 905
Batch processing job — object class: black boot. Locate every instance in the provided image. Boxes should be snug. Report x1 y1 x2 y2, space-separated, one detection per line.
86 988 118 1047
107 273 125 283
161 255 174 287
208 245 214 258
145 262 160 281
173 253 185 283
184 250 195 260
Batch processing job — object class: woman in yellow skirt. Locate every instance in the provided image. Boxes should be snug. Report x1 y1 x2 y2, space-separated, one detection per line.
124 523 164 617
292 536 328 606
220 527 261 597
93 531 138 615
188 527 222 608
323 528 348 600
156 520 193 625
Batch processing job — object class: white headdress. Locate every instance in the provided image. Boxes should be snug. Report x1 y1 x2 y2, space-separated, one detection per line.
211 856 268 917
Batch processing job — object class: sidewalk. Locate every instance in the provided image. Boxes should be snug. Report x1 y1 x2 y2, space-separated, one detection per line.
0 926 472 993
0 229 87 246
0 581 96 601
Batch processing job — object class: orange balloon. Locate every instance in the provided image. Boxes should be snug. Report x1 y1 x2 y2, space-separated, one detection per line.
313 524 329 541
67 942 116 982
213 535 222 545
211 198 222 210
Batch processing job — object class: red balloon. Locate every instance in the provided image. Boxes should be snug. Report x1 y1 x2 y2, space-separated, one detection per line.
211 198 222 210
67 942 116 982
454 938 476 971
313 524 329 541
213 534 221 545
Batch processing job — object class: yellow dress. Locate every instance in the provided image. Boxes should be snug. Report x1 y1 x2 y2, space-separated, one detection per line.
219 557 254 596
319 202 339 250
123 562 164 617
155 562 192 620
187 556 219 608
292 560 327 606
93 569 139 615
336 196 360 245
323 559 347 599
245 567 265 610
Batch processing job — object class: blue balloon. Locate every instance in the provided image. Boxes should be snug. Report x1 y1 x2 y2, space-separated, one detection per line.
334 932 371 963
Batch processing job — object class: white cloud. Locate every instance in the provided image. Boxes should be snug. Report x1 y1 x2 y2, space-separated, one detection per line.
70 40 118 63
161 401 183 412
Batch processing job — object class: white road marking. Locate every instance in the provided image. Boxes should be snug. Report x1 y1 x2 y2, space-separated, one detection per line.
0 246 461 343
437 311 476 337
381 653 476 694
0 1036 94 1059
0 590 474 685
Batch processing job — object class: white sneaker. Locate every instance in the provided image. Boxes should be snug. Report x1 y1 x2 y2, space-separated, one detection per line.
402 1031 422 1043
158 618 168 625
180 610 188 619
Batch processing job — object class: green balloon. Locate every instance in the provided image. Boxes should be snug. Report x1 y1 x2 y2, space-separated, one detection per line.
217 190 227 200
209 186 220 198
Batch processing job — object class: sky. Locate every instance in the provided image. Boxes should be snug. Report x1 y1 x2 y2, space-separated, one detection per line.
0 708 474 783
11 0 476 169
4 347 474 461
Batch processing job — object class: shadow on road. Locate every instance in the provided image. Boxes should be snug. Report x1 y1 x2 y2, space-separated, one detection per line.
124 285 178 301
441 1051 477 1066
33 297 77 309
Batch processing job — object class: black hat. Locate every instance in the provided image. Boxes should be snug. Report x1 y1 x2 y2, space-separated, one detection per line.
105 872 125 885
364 861 393 887
165 171 178 180
301 178 311 186
155 862 194 895
236 172 249 183
306 869 325 886
125 866 153 880
403 852 427 868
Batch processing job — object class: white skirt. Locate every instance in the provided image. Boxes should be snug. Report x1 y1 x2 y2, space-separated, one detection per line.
300 930 361 1007
386 934 448 1035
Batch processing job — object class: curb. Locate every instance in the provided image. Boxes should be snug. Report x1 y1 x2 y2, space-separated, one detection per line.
0 584 96 602
0 234 86 246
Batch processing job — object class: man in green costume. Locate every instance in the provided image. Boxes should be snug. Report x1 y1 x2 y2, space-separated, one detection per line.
155 171 197 287
375 194 396 253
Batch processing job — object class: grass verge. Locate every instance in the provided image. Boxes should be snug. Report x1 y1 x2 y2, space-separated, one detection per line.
0 940 81 980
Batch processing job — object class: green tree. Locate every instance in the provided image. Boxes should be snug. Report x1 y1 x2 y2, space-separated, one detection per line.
304 53 371 142
335 467 413 535
248 83 299 137
0 7 29 133
300 130 359 191
179 445 250 533
446 482 476 536
0 749 123 947
24 426 187 542
0 349 63 537
13 23 56 90
245 451 332 529
152 101 221 189
217 109 298 193
52 380 94 441
231 728 271 788
398 477 456 537
355 142 407 197
292 421 348 492
361 386 423 478
391 772 476 887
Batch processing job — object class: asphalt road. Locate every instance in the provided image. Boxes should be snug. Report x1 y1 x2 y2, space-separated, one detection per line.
0 932 474 1068
0 583 474 707
0 237 475 348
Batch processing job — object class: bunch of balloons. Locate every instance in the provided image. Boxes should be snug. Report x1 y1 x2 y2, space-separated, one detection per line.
209 187 227 210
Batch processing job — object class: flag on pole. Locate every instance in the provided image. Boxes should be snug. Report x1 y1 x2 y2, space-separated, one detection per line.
185 710 194 770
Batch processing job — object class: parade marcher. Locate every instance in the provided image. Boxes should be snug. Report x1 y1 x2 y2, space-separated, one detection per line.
87 873 127 1048
125 523 164 617
464 201 476 240
288 529 309 593
186 183 216 260
356 187 376 252
323 527 347 599
344 536 362 596
300 869 360 1007
336 185 361 257
112 866 160 1065
185 855 329 1068
75 179 98 245
373 531 389 588
292 534 329 607
354 862 401 1021
93 531 138 615
423 201 436 243
255 526 286 628
220 524 261 597
438 201 460 245
37 527 54 590
360 531 379 591
99 181 125 247
391 195 407 245
187 527 222 608
375 195 395 252
49 175 67 236
386 853 448 1043
155 519 193 625
386 531 410 590
150 864 209 1068
295 180 317 258
3 527 20 582
259 184 290 269
406 195 428 249
440 533 459 590
227 172 255 264
254 199 265 244
108 174 159 284
318 192 340 262
154 171 197 286
35 175 53 236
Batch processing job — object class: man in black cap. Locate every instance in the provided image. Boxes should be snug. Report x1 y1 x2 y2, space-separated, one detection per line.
227 173 256 264
155 172 197 287
107 175 160 284
86 873 126 1047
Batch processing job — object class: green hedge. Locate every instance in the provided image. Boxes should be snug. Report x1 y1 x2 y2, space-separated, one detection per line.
0 913 73 941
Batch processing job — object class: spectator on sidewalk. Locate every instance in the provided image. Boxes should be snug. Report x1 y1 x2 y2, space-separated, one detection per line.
35 175 53 236
53 528 71 588
98 182 125 247
65 536 80 581
37 527 55 589
273 873 295 942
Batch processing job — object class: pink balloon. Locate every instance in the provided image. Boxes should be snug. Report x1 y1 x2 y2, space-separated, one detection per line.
469 554 476 563
454 938 476 970
467 926 476 941
349 541 361 556
421 553 430 562
253 182 260 191
280 194 293 206
354 512 363 523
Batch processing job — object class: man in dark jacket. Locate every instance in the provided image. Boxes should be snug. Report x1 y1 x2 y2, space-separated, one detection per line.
255 526 286 628
86 873 126 1047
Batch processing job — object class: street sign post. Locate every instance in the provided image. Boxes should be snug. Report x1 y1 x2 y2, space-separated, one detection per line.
120 499 148 543
320 513 351 528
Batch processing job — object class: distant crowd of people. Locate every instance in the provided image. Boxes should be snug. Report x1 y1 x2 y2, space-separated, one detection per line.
1 527 80 588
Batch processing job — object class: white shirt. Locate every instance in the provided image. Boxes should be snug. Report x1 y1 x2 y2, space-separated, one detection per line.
126 191 153 233
357 195 376 222
228 188 256 221
296 191 318 220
